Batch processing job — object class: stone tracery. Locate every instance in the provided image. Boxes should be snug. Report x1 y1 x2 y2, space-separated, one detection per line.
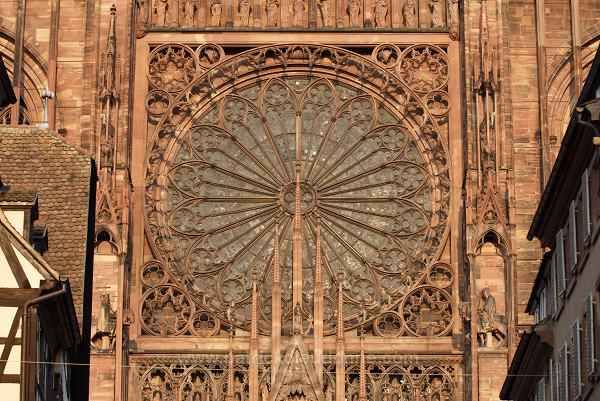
144 44 452 337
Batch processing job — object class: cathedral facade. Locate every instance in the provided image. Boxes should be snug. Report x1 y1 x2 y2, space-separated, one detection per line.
1 0 599 400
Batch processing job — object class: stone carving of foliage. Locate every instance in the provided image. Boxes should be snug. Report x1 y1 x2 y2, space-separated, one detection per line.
146 90 172 116
144 44 451 336
402 286 452 336
142 285 193 335
148 45 198 93
398 45 449 94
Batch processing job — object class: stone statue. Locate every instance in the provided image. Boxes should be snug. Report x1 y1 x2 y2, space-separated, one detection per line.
260 382 269 401
92 293 117 351
293 0 305 26
210 0 223 26
402 0 415 27
448 0 459 39
266 0 280 26
325 385 334 401
477 287 507 347
318 0 332 26
137 0 149 24
429 0 443 28
374 0 388 27
293 302 303 334
154 0 170 26
239 0 250 26
347 0 361 27
182 0 196 26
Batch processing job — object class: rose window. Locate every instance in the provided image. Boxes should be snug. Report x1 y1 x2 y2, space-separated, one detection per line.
147 70 449 335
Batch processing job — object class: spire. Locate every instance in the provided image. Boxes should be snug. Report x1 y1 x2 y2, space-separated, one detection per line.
251 267 258 340
273 222 280 285
336 270 344 340
358 327 367 401
107 4 117 57
227 330 235 401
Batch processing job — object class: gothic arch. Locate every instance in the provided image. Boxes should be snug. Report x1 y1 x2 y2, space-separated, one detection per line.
0 27 51 125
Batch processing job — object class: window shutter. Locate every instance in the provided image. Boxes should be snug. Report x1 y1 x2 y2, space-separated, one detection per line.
556 230 566 296
537 377 546 401
549 358 557 401
540 288 547 320
572 320 582 399
582 169 591 241
568 201 577 270
560 343 569 401
549 256 557 316
586 293 596 376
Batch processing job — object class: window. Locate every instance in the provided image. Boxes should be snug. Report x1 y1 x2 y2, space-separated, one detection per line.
568 201 577 270
572 320 582 399
556 230 566 296
540 288 547 320
585 293 596 377
582 169 591 241
560 343 569 401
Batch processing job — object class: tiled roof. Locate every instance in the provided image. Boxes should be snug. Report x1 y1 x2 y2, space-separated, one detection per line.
0 189 38 204
0 126 93 324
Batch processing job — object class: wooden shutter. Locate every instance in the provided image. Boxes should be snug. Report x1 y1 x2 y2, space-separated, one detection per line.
572 320 582 399
549 256 557 316
568 201 577 270
556 230 566 296
560 343 569 401
549 358 557 401
582 169 591 241
586 293 596 376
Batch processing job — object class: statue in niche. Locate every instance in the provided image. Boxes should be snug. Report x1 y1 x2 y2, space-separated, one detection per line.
91 294 116 351
293 0 305 26
318 0 332 26
137 0 149 24
477 287 507 347
239 0 251 26
182 0 196 26
266 0 280 26
374 0 388 27
325 385 334 401
153 0 170 26
448 0 459 39
261 382 270 401
402 0 415 27
210 0 223 26
347 0 361 27
429 0 443 27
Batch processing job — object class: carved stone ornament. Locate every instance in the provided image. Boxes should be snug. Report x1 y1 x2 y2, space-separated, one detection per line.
398 45 449 94
266 0 280 26
148 45 198 93
293 0 305 26
144 44 451 337
141 285 193 335
372 44 400 69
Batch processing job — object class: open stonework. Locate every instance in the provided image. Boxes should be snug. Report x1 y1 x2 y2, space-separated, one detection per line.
1 0 600 400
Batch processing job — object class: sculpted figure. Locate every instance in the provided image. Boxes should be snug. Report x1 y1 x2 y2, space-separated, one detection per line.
477 287 507 347
182 0 196 26
137 0 149 24
374 0 388 27
318 0 332 26
239 0 250 26
347 0 361 27
448 0 459 39
429 0 443 27
210 0 223 26
402 0 415 27
260 382 269 401
293 0 305 25
92 294 117 351
154 0 170 26
266 0 280 26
